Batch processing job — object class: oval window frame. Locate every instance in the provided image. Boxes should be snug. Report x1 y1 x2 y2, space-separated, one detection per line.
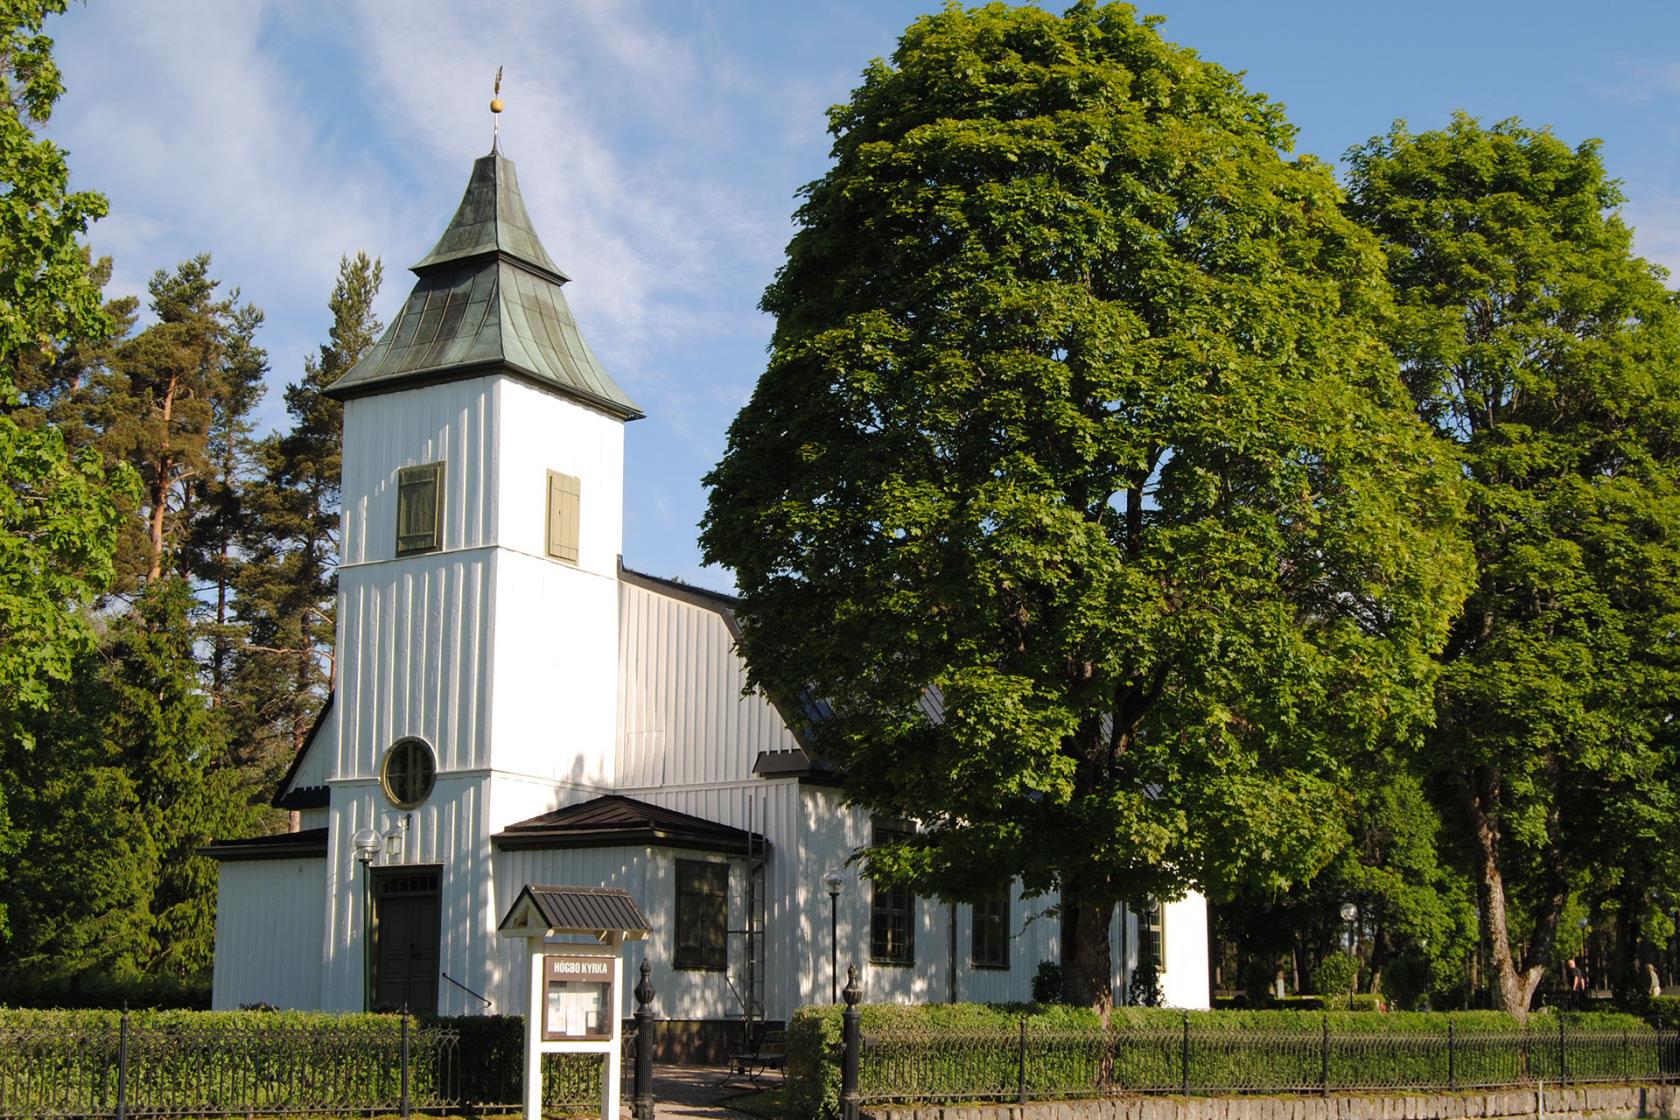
379 737 437 810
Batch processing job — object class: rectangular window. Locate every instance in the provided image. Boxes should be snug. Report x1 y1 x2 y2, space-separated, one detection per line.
674 860 727 971
547 471 581 563
972 893 1009 969
396 462 444 556
869 822 915 965
1141 898 1166 972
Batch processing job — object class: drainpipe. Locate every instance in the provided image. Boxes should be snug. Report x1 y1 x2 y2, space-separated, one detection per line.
948 902 959 1003
1119 901 1130 1006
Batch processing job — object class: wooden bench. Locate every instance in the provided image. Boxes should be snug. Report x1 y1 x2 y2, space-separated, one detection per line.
723 1024 786 1089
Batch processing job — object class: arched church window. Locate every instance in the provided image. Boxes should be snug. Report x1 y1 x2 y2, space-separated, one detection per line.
380 737 437 809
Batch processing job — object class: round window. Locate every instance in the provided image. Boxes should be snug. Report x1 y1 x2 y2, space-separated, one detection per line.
380 737 436 809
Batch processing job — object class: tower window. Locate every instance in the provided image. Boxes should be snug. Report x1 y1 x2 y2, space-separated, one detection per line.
674 859 728 971
396 462 444 555
547 471 581 563
380 737 437 809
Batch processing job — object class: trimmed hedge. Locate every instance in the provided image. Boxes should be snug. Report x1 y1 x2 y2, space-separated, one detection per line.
785 1004 1660 1120
0 1008 604 1112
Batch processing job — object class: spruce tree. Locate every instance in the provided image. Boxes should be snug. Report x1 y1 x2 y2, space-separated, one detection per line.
104 576 264 977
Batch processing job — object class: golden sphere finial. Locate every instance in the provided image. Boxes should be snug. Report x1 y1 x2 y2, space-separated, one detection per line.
491 66 504 114
490 97 503 114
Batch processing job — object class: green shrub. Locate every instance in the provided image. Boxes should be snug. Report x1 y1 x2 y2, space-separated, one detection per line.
1644 996 1680 1030
0 1007 601 1112
781 1002 1658 1120
1031 961 1062 1004
1312 953 1359 999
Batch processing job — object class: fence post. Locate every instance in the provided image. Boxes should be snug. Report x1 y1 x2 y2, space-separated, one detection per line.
1558 1017 1567 1083
634 958 656 1120
841 965 862 1120
1181 1011 1190 1096
400 1007 411 1120
116 1002 129 1120
1320 1014 1330 1099
1018 1018 1028 1104
1447 1020 1456 1091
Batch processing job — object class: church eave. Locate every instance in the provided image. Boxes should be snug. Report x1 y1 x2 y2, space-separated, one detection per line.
492 825 764 856
323 357 646 420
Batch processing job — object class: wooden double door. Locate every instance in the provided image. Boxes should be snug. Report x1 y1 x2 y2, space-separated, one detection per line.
372 866 441 1014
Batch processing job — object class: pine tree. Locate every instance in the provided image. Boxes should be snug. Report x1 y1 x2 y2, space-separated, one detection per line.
239 253 381 772
101 255 260 588
184 300 268 708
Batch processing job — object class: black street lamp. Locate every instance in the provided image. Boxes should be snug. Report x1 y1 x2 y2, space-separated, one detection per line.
353 827 381 1011
1340 901 1359 1007
824 869 844 1003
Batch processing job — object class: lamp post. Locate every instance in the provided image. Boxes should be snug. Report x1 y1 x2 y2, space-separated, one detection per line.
824 869 844 1003
353 827 381 1011
1339 902 1359 1007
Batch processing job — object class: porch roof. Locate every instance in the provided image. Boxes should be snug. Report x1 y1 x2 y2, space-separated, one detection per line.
492 793 766 856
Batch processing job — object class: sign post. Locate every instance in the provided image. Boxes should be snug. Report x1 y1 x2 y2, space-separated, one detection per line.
497 885 652 1120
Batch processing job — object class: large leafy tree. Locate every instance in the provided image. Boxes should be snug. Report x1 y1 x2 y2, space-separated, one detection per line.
1345 115 1680 1016
0 0 128 938
703 1 1472 1011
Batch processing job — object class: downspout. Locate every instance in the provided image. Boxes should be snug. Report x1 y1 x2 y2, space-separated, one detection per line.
1119 900 1130 1006
948 902 959 1003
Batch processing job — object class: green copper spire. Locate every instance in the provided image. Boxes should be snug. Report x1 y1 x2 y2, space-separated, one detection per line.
326 149 643 421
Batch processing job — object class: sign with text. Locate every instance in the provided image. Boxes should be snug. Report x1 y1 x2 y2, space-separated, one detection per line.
541 955 614 1040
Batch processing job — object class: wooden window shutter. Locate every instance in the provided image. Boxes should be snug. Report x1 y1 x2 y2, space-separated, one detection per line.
396 462 445 556
547 471 581 563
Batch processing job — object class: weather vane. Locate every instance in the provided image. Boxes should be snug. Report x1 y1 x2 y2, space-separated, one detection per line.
491 66 504 150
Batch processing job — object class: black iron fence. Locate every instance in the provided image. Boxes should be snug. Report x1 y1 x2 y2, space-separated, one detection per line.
840 1014 1680 1110
0 1012 461 1118
0 962 664 1120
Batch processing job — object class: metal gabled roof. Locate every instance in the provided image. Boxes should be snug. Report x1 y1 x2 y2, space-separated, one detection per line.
326 150 643 421
497 884 651 939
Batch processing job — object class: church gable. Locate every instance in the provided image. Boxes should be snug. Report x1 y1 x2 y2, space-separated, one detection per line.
615 567 804 789
272 695 335 810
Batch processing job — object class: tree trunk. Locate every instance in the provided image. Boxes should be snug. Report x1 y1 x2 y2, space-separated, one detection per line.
1061 875 1114 1016
147 373 178 583
1464 766 1547 1019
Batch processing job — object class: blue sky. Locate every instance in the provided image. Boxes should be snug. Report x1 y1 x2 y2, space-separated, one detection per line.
48 1 1680 593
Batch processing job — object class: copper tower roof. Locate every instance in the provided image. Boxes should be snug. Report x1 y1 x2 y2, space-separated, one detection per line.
326 150 644 420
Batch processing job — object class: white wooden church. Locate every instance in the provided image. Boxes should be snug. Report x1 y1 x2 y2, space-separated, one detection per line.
205 144 1210 1037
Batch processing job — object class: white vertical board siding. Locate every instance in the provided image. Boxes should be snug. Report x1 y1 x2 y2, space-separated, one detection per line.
617 581 801 789
617 781 803 1019
291 702 337 789
335 552 493 777
211 858 326 1010
319 775 490 1015
489 845 649 1014
340 377 497 567
1159 893 1211 1009
489 549 620 787
493 378 624 579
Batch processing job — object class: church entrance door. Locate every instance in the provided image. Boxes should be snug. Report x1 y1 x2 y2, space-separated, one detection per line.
373 866 441 1014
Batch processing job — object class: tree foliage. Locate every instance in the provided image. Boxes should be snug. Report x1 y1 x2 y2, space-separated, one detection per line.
0 0 129 940
703 0 1472 1010
1345 114 1680 1017
238 252 380 775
